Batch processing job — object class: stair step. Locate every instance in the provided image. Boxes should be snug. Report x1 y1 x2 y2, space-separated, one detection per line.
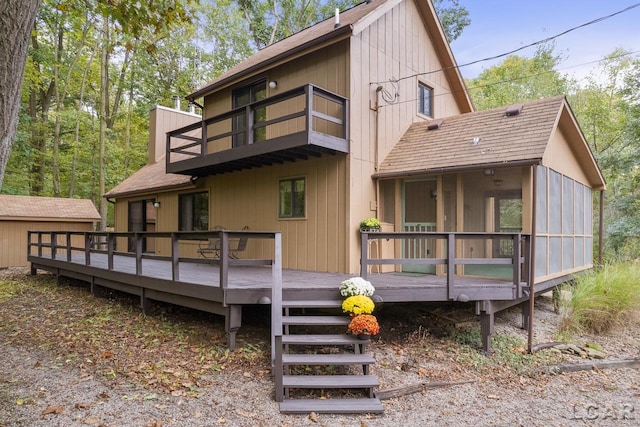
282 315 349 326
282 374 379 388
279 398 384 414
282 353 375 365
283 300 342 309
282 334 369 345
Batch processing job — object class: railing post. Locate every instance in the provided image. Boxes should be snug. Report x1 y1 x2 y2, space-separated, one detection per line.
447 233 455 300
135 232 143 275
220 231 229 289
108 234 115 270
343 97 349 139
305 85 313 137
51 232 57 260
272 232 283 368
246 105 254 145
171 232 180 281
66 232 72 262
360 231 368 279
37 232 43 257
513 234 522 298
523 235 531 295
84 233 91 265
201 119 207 154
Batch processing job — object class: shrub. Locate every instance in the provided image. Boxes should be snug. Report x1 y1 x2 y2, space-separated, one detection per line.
560 262 640 334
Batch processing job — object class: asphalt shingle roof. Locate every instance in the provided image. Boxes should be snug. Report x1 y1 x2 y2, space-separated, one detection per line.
104 161 193 198
0 195 100 220
377 96 566 177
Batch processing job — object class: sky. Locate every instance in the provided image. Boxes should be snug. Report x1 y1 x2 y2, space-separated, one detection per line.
449 1 640 82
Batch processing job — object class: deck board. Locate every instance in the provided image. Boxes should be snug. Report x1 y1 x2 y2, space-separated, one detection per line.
30 252 517 307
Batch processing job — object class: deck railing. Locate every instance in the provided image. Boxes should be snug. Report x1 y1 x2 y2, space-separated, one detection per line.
360 231 531 300
166 83 349 173
27 230 282 290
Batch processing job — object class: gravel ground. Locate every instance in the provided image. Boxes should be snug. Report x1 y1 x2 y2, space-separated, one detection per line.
1 269 639 426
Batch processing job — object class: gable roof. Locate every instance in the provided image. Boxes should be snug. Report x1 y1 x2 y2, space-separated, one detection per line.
187 0 472 112
375 96 605 189
104 161 195 199
0 195 101 221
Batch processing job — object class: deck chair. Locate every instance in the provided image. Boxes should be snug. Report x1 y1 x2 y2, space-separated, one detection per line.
197 225 224 259
229 226 250 259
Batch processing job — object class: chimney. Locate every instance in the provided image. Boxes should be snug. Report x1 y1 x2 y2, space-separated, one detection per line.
334 8 340 28
188 102 196 114
173 95 181 110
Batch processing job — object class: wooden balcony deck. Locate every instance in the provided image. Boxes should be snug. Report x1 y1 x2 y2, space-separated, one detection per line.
27 230 534 352
166 84 349 176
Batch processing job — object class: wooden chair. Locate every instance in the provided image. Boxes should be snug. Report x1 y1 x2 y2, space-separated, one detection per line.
229 226 250 259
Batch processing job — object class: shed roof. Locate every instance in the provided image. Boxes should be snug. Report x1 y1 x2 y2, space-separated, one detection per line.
104 161 194 199
0 195 101 221
376 96 605 190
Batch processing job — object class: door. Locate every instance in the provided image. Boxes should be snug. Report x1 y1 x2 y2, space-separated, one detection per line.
128 200 152 252
232 80 267 147
402 179 437 274
493 190 523 258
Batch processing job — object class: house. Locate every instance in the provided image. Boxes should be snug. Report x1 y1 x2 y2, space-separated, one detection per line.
106 0 603 282
0 195 100 268
32 0 605 414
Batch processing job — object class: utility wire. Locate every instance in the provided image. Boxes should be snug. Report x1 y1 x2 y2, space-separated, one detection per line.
371 2 640 86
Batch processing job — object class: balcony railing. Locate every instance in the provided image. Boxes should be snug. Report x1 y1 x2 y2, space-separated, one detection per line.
166 84 349 176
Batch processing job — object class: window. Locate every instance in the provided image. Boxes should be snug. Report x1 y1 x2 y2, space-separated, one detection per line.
279 178 305 218
179 191 209 231
232 80 267 147
418 82 433 117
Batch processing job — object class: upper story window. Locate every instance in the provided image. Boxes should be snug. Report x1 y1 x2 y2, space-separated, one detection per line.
179 191 209 231
232 80 267 147
418 82 433 117
279 177 305 218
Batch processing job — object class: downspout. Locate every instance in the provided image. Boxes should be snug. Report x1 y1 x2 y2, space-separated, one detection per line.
527 164 537 354
374 86 383 218
598 190 604 266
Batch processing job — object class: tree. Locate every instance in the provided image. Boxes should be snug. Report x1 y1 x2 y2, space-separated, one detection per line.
467 43 574 111
0 0 42 191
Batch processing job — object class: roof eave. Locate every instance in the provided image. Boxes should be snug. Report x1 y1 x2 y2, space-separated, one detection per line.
373 158 541 179
104 182 196 200
187 24 354 100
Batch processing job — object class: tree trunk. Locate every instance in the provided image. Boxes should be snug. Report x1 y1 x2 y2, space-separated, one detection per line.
0 0 42 190
99 14 109 231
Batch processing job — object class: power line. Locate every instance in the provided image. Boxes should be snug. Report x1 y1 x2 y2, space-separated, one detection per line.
376 49 640 110
371 2 640 86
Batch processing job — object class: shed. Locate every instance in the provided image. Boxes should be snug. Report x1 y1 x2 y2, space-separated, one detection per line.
0 195 100 268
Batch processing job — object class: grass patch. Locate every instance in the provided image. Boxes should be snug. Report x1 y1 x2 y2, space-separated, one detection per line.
560 262 640 334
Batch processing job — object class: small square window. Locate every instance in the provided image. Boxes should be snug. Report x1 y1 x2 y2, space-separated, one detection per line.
418 83 433 117
279 178 305 218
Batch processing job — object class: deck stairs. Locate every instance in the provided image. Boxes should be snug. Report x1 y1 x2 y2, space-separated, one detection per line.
273 299 383 414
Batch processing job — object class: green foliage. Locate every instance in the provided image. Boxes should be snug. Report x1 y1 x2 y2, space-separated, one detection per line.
467 43 575 110
560 263 640 334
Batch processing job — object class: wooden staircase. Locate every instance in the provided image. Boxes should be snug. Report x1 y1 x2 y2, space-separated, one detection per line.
273 299 383 414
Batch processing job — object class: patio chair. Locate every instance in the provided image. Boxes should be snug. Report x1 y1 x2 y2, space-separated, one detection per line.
197 225 224 259
229 226 250 259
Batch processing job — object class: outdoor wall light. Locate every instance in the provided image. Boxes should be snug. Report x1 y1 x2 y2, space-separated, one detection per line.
269 81 277 89
153 201 161 208
483 168 495 176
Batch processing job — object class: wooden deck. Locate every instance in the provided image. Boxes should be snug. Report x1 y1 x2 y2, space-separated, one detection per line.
27 230 548 352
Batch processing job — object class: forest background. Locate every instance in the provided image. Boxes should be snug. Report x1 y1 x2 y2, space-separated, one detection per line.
2 0 639 261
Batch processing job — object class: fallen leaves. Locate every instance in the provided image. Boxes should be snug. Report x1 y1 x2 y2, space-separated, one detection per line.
41 405 63 416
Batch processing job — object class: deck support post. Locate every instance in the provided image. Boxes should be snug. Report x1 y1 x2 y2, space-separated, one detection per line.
141 288 151 315
225 305 242 350
479 310 494 354
520 300 530 330
30 264 37 275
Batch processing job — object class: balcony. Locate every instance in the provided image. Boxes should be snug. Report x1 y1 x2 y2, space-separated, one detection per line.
166 84 349 176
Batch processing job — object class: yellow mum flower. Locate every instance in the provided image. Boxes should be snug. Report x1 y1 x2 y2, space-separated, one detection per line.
342 295 375 315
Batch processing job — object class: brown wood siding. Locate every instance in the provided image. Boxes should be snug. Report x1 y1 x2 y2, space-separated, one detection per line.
346 0 466 272
1 221 94 268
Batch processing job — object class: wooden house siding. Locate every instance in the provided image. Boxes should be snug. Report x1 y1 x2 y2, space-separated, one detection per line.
1 220 93 268
346 0 466 272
